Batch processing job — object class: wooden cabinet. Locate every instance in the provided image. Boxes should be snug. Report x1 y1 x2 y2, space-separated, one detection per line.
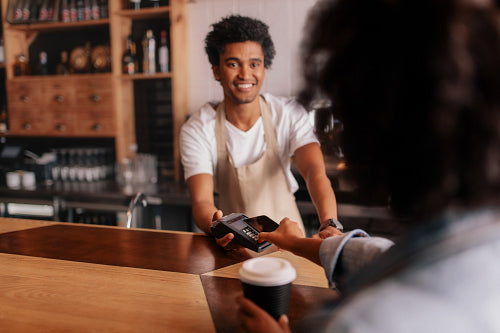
0 0 188 181
6 75 114 136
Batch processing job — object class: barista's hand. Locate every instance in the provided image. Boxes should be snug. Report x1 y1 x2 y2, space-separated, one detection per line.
311 226 344 239
258 218 304 251
211 210 242 251
237 296 291 333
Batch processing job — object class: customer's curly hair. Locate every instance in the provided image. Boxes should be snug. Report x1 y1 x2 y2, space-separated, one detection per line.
205 15 276 69
300 0 500 219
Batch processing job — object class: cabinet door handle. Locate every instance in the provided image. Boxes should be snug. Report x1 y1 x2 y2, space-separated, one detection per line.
92 123 102 131
22 122 32 130
54 95 64 103
56 123 67 131
90 95 101 102
20 95 29 103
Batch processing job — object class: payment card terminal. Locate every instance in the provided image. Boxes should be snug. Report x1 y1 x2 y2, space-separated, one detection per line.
210 213 279 252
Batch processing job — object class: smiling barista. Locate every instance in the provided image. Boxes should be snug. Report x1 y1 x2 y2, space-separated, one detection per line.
180 15 340 250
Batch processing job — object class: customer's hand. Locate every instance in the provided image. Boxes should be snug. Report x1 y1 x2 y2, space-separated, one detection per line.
236 296 291 333
211 210 242 251
311 226 344 239
258 218 304 251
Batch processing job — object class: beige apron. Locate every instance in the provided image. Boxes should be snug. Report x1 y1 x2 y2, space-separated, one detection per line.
215 96 304 230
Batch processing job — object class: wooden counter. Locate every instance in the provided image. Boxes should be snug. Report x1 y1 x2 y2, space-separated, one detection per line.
0 217 339 332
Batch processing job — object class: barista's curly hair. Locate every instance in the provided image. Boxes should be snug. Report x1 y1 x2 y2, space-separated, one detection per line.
300 0 500 220
205 15 276 69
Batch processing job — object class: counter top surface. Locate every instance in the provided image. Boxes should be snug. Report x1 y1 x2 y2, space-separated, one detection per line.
0 217 338 332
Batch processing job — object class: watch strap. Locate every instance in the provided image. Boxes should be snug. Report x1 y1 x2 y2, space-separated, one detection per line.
319 218 343 232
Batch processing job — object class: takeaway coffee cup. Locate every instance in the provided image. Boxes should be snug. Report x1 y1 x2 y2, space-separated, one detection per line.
239 257 296 320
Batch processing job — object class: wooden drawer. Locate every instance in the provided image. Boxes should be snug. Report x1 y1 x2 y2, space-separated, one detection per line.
76 109 115 136
75 77 113 107
44 79 76 107
8 107 49 135
45 108 77 136
7 80 43 107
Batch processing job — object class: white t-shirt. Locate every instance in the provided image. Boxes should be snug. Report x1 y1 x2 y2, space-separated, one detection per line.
179 93 319 193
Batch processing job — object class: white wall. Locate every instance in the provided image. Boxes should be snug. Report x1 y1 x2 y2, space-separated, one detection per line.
186 0 318 115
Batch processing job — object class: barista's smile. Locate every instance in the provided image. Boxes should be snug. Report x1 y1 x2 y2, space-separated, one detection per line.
236 83 255 90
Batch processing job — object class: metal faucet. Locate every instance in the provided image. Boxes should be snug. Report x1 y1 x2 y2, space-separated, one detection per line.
126 192 147 228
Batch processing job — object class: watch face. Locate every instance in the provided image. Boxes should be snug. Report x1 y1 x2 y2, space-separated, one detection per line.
320 218 343 232
330 219 343 231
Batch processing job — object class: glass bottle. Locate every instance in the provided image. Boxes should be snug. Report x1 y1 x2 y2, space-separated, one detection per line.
61 0 70 22
158 30 169 73
13 53 30 76
76 0 85 21
0 37 5 64
122 34 137 74
38 0 50 21
69 0 77 22
30 0 40 20
56 51 70 75
0 106 8 133
130 0 141 9
22 0 30 21
91 0 100 19
99 0 108 19
142 29 156 74
83 0 92 20
47 0 55 21
36 51 49 75
13 0 25 21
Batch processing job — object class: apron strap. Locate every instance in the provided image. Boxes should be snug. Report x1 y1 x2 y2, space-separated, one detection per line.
215 102 245 213
259 96 277 152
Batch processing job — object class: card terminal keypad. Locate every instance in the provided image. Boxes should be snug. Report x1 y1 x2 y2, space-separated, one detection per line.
242 226 259 241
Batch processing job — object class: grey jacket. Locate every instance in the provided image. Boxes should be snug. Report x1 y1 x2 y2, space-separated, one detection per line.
304 208 500 333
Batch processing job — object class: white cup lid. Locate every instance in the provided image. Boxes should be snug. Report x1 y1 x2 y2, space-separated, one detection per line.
239 257 296 287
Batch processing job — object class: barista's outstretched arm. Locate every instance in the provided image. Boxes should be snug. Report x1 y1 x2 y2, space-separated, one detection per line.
186 173 234 247
294 142 338 237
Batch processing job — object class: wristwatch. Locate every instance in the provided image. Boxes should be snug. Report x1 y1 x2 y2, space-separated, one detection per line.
319 218 343 232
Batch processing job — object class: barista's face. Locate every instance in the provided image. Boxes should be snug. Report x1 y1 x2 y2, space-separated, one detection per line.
213 41 266 105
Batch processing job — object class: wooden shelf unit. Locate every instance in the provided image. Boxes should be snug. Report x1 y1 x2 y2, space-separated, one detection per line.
0 0 188 181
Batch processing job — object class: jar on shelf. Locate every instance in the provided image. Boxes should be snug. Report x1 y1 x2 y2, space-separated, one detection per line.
13 53 30 76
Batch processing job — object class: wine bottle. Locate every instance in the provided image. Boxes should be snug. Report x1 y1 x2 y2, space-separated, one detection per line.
13 0 24 21
47 0 55 21
0 37 5 64
158 30 169 73
70 0 77 22
130 0 141 9
61 0 70 22
0 106 7 133
38 0 50 21
56 51 70 75
99 0 108 19
22 0 30 21
13 53 30 76
29 0 40 20
36 51 49 76
142 29 156 74
76 0 85 21
91 0 100 19
84 0 92 20
122 35 137 74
